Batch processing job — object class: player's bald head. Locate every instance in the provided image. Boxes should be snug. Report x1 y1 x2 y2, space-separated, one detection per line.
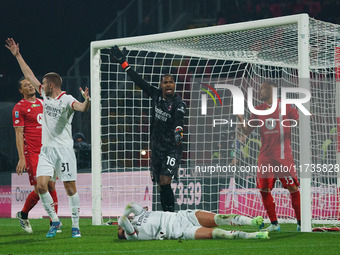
262 80 277 88
260 80 277 101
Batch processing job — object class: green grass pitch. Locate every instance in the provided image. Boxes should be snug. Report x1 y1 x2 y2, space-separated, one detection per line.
0 218 339 255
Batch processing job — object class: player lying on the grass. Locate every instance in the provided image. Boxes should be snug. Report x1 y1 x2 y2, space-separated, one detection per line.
117 202 269 240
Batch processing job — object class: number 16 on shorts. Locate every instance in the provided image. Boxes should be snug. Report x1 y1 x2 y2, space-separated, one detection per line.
165 154 180 176
167 156 176 167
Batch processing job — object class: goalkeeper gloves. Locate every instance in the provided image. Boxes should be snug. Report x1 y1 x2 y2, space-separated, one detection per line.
110 45 130 71
174 126 183 146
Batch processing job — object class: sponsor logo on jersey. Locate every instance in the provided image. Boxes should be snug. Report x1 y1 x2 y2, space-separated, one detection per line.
15 111 19 118
15 120 19 124
155 106 171 122
31 104 41 108
45 105 62 117
265 118 277 130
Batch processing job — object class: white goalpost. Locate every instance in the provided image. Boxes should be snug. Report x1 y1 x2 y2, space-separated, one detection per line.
91 14 340 232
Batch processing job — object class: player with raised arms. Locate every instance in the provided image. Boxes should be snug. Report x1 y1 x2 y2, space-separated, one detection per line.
117 202 268 240
12 77 60 233
6 38 91 238
110 46 186 212
238 81 301 231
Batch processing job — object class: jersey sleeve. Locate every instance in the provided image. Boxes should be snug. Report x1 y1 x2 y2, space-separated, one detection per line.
126 66 158 97
65 95 78 111
174 100 186 128
123 202 144 217
288 104 299 120
12 104 24 127
118 216 138 240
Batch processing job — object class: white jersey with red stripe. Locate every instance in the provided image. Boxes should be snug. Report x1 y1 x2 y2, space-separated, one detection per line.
40 86 78 148
250 99 299 160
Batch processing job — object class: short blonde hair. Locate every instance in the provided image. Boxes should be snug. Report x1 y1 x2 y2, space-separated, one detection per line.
43 72 62 88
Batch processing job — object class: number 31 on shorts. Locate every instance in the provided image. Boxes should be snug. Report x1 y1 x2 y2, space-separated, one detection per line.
61 162 70 172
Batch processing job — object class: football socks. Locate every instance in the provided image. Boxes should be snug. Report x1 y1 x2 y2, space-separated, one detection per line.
290 190 301 221
22 191 40 215
69 192 80 229
260 191 277 222
160 184 175 212
39 192 59 223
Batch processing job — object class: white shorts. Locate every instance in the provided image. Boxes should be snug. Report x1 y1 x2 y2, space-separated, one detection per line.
37 146 77 182
171 210 201 240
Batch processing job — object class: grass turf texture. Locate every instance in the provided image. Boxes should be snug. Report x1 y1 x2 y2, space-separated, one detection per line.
0 218 339 255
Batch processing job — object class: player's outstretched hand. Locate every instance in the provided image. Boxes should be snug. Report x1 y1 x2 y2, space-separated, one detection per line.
5 38 20 57
174 126 183 146
80 87 91 102
110 45 127 64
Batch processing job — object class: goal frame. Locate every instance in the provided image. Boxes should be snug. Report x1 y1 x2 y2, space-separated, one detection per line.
90 14 312 230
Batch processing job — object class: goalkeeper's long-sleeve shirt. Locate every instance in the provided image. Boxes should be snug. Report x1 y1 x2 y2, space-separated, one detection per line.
126 67 186 152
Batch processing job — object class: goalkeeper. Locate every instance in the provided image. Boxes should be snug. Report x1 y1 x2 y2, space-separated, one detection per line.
117 202 268 240
111 46 186 212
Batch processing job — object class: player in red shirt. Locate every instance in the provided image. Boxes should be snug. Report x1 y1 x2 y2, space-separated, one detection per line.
238 81 301 232
12 77 59 233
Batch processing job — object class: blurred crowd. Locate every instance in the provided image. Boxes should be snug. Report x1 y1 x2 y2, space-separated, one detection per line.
216 0 340 25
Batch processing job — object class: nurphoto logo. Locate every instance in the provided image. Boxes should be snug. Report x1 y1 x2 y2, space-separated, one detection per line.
200 84 311 127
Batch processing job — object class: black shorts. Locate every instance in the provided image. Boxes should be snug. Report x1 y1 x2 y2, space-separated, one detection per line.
150 150 182 183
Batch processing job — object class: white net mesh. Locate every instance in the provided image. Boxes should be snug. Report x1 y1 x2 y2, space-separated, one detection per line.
93 16 340 226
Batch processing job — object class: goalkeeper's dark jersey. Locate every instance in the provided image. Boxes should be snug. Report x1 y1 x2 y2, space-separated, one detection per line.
126 68 186 152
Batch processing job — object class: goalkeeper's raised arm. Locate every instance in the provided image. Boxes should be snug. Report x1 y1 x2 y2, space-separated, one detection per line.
110 45 158 97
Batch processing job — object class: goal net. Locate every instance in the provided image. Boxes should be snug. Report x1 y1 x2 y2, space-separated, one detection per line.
91 14 340 231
